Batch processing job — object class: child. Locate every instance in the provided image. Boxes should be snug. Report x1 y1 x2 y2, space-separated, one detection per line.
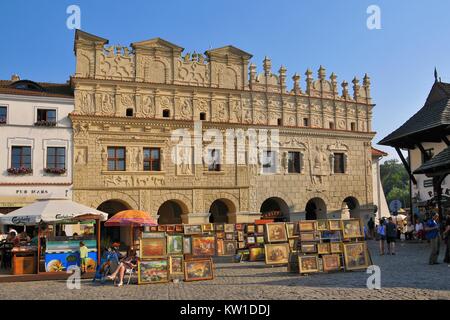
79 241 88 273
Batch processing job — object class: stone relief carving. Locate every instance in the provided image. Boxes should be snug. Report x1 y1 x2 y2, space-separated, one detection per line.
78 91 95 115
213 100 228 122
104 175 165 187
121 94 134 109
99 46 135 79
73 123 89 138
101 147 108 170
141 95 155 117
231 100 242 123
196 99 209 113
176 146 193 175
101 93 115 115
179 98 192 120
75 148 87 165
311 145 330 184
177 54 209 86
281 137 307 149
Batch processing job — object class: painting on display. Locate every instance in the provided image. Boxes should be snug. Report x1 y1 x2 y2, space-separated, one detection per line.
138 258 169 284
167 234 183 255
224 224 235 233
215 224 224 231
183 237 192 255
223 241 237 256
264 243 290 265
237 231 244 242
166 225 175 232
157 225 166 232
140 238 166 259
246 236 256 245
317 243 330 255
216 231 225 239
249 247 265 261
343 242 370 270
301 243 317 254
175 225 184 233
246 224 256 234
169 255 184 275
225 233 235 240
235 224 244 231
184 258 214 282
238 242 246 249
192 236 216 256
322 254 341 272
342 219 363 239
300 232 317 242
216 239 224 256
285 223 297 238
330 242 342 254
298 221 317 232
298 255 319 274
256 225 265 234
184 225 203 235
266 223 288 243
256 236 265 244
317 220 328 231
142 232 166 239
201 224 214 233
328 220 342 231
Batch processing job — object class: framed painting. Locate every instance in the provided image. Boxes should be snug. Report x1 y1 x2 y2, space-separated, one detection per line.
300 243 317 254
235 223 244 231
157 225 166 232
237 231 244 242
225 233 235 240
330 242 342 254
223 241 237 256
298 221 317 232
298 255 319 274
246 224 256 234
264 243 290 265
184 224 203 235
201 223 214 233
249 247 265 261
216 239 224 256
224 224 235 233
288 239 295 250
183 236 192 254
328 220 342 231
142 232 166 239
246 236 256 245
169 255 184 275
166 225 175 232
322 254 341 272
256 236 265 244
175 225 184 233
215 224 224 231
343 242 369 271
285 222 297 238
317 220 328 231
238 241 246 249
216 231 225 239
140 238 167 259
149 226 158 232
256 224 265 234
266 223 288 243
184 259 214 282
237 249 250 261
342 219 363 239
138 258 169 284
300 232 317 242
191 236 216 256
317 243 330 255
167 234 183 255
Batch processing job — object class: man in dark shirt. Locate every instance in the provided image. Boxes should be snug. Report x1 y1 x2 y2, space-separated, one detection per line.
368 217 375 240
386 217 397 255
425 213 440 265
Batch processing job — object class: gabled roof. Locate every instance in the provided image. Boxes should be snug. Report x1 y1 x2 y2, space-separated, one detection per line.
379 81 450 147
205 45 253 59
75 29 109 44
131 37 184 51
414 145 450 175
0 79 73 98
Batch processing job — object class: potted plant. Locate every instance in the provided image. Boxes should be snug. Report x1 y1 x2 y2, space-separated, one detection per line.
34 120 57 127
7 167 33 175
44 167 66 175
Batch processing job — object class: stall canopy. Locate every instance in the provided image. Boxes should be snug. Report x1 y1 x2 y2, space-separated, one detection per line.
0 199 109 226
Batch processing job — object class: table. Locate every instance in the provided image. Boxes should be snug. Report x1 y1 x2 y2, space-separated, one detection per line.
11 247 37 275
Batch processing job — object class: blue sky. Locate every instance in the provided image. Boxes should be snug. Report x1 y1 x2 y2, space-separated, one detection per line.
1 0 450 161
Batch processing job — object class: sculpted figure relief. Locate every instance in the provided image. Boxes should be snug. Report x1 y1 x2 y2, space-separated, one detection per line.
180 98 192 119
101 93 115 115
79 91 94 115
141 95 155 117
312 145 329 184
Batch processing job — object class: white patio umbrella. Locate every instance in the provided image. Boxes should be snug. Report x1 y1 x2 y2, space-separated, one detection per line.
0 199 108 226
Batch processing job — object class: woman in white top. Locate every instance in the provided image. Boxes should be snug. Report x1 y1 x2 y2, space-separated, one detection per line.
414 220 424 240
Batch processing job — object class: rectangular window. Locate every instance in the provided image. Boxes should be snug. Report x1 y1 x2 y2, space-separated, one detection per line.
207 149 221 171
143 148 161 171
107 147 126 171
47 147 66 169
423 179 434 188
303 118 309 127
0 106 7 124
11 146 32 169
421 148 434 164
262 151 277 174
288 152 301 173
37 109 56 122
334 153 345 174
350 122 356 131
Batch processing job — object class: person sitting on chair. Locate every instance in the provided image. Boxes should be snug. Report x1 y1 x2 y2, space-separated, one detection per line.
107 249 138 286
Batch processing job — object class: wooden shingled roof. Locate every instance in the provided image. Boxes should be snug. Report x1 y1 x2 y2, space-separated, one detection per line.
413 146 450 175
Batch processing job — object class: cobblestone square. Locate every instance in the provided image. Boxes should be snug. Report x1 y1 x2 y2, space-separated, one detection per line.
0 241 449 300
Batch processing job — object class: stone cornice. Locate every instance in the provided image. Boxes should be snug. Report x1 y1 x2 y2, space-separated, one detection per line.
70 114 375 140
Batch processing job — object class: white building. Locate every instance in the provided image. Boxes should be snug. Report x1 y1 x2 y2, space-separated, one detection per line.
0 77 74 232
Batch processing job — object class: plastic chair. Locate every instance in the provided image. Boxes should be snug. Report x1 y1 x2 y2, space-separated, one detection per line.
113 265 137 286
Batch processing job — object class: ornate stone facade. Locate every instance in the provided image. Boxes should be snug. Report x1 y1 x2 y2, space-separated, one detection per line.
71 30 375 223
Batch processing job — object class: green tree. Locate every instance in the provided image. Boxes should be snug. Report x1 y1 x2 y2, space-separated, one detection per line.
380 159 410 208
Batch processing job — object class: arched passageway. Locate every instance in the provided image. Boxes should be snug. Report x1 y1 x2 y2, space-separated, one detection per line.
305 198 327 220
260 197 290 222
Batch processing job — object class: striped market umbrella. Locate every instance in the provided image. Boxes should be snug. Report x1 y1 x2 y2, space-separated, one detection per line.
104 210 157 227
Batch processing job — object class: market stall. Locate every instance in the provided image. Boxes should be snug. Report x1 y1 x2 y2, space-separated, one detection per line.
0 199 108 277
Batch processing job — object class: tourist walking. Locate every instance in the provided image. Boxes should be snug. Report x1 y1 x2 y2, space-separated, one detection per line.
368 217 375 240
443 215 450 265
425 213 441 265
376 219 386 255
386 217 397 255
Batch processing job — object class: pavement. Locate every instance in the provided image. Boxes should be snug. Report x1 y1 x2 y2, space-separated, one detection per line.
0 240 448 300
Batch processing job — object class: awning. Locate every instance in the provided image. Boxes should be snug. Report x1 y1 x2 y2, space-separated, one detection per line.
0 199 108 226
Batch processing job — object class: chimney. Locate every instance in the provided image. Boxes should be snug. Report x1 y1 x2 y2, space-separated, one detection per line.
11 74 20 82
